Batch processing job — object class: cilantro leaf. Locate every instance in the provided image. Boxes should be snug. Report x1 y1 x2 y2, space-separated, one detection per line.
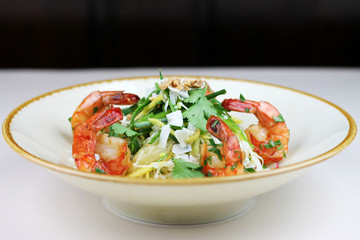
183 88 217 131
245 168 256 173
109 123 138 137
273 114 285 123
240 93 245 102
95 167 106 174
172 158 205 178
183 88 204 104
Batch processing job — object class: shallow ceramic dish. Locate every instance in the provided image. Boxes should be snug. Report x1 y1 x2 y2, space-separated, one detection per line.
3 76 357 225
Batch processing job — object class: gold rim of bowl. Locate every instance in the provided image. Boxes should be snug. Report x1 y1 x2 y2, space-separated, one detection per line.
2 75 357 185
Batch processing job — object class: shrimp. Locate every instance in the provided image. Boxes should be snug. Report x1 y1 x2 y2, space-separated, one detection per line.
72 107 132 175
71 90 140 130
200 116 244 176
222 98 289 164
95 132 132 175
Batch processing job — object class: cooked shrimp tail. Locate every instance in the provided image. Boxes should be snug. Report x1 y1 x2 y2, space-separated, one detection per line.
222 98 289 164
200 116 244 176
100 91 140 106
207 116 243 169
72 107 123 173
71 91 139 130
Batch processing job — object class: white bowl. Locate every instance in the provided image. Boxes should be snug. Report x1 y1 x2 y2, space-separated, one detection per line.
3 76 356 225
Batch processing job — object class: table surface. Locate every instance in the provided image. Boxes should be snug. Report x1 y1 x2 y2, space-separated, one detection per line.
1 68 359 240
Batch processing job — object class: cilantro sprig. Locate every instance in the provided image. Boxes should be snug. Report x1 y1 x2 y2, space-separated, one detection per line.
172 158 205 178
108 123 138 137
183 87 225 131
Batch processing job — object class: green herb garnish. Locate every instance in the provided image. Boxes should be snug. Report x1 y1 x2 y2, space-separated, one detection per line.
128 137 141 154
122 103 139 116
245 168 256 173
172 158 205 178
273 114 285 123
183 88 204 104
109 123 138 137
263 139 282 149
159 68 163 80
231 162 238 171
208 139 223 161
240 94 245 102
204 156 212 166
276 141 284 150
183 87 218 131
205 89 226 100
155 82 161 91
211 120 219 129
95 168 106 174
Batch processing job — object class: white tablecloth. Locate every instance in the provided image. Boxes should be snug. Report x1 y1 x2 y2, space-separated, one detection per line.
1 68 359 240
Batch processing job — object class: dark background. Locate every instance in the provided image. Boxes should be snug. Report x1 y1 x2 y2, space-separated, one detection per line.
1 0 360 68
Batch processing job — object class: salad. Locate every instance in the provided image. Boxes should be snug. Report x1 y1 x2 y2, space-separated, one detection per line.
70 73 289 179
